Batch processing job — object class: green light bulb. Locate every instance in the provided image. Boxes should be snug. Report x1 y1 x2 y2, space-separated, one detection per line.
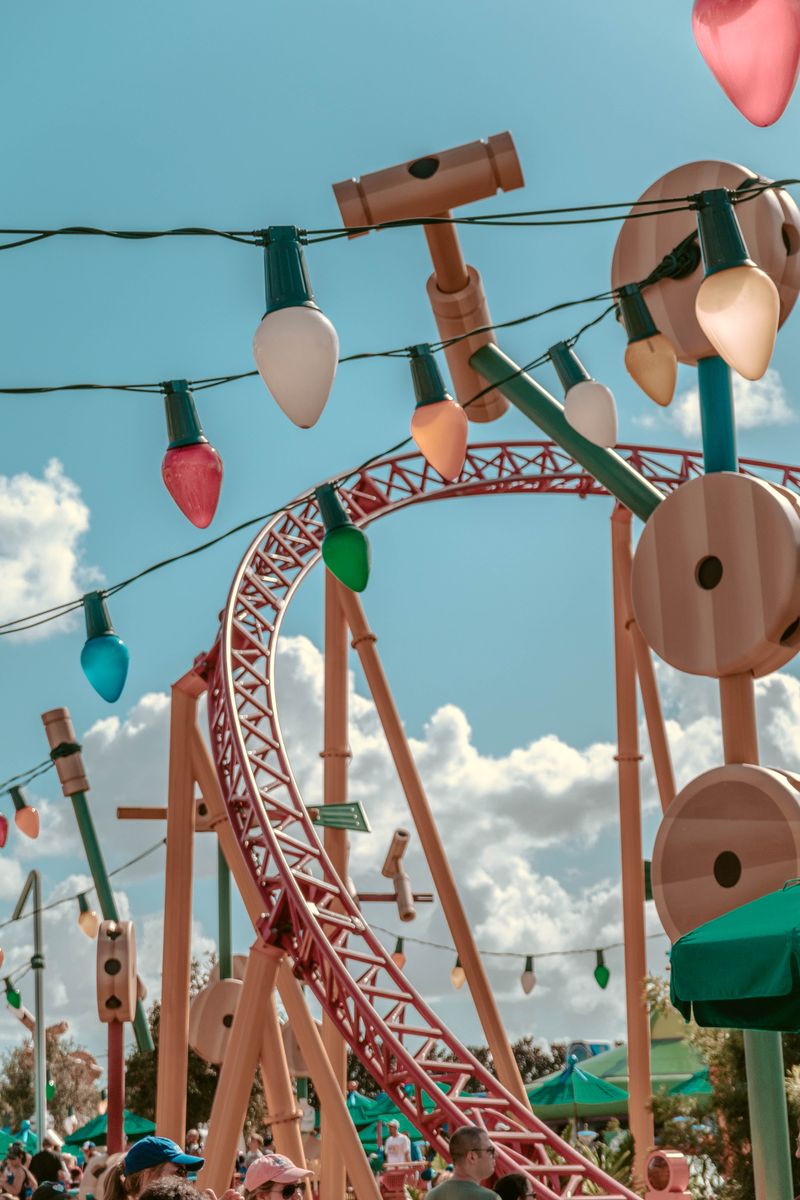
594 949 610 990
5 980 21 1009
315 484 371 593
46 1079 56 1101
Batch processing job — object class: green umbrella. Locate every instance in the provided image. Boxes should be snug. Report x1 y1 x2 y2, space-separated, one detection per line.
670 883 800 1031
0 1126 38 1157
668 1070 712 1097
63 1109 155 1149
528 1056 628 1127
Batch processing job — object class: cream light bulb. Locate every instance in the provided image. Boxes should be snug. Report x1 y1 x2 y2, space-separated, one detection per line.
624 335 677 407
450 958 466 990
695 264 779 381
564 381 618 448
253 307 339 427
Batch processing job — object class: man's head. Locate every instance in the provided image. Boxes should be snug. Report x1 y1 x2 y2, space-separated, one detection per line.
82 1143 97 1160
387 1121 399 1135
448 1127 496 1183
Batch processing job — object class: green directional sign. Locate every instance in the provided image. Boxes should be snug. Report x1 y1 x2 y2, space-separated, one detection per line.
308 801 371 833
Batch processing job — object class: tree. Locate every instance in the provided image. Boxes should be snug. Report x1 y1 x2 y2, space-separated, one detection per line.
0 1025 101 1131
125 958 268 1135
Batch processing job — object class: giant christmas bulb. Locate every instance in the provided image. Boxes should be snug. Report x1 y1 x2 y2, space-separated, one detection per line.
80 592 129 703
408 345 468 481
618 283 677 407
9 787 39 839
253 227 338 428
549 342 617 448
315 484 371 593
692 0 800 127
161 381 223 527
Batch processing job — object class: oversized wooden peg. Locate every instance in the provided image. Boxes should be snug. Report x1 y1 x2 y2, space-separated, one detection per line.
632 472 800 678
189 977 243 1064
651 764 800 942
96 920 137 1023
645 1150 691 1198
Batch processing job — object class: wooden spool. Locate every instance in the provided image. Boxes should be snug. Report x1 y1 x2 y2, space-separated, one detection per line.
189 977 243 1064
96 921 136 1024
611 160 800 365
631 472 800 678
651 764 800 941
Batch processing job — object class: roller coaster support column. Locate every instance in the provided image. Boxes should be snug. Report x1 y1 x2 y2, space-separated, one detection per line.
611 507 654 1188
198 942 285 1196
41 708 153 1053
469 345 663 522
156 672 203 1142
334 581 529 1108
191 719 380 1200
320 571 351 1200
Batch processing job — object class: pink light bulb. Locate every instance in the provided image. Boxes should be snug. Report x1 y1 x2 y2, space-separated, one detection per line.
411 399 469 481
15 805 39 839
162 442 223 528
692 0 800 126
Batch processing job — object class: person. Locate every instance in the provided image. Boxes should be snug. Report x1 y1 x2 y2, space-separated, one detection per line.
383 1121 411 1166
2 1145 38 1200
493 1175 533 1200
103 1137 204 1200
83 1146 98 1166
426 1127 498 1200
185 1135 202 1158
241 1153 312 1200
29 1138 67 1186
243 1139 263 1171
32 1183 69 1200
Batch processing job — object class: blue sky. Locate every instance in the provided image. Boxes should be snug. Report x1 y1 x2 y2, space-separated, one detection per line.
2 0 800 1069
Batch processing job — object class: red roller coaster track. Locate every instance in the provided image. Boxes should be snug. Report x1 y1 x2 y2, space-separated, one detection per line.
207 441 800 1199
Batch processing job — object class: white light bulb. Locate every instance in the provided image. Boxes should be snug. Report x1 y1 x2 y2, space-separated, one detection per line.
564 381 618 448
695 264 779 381
253 306 339 428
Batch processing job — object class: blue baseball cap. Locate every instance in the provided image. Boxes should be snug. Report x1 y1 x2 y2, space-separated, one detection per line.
124 1137 204 1175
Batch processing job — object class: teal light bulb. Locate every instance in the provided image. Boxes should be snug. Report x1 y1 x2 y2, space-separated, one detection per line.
80 592 130 703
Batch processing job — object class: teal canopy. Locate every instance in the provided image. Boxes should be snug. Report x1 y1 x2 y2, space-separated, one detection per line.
0 1126 38 1157
668 1070 712 1097
670 884 800 1031
63 1110 155 1148
527 1056 628 1120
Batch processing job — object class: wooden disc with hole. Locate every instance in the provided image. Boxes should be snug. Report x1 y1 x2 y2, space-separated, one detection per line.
188 977 243 1064
652 764 800 941
610 160 800 366
632 472 800 677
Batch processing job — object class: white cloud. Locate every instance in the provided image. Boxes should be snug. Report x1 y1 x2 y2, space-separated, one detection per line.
17 636 800 1059
668 368 793 437
0 459 100 640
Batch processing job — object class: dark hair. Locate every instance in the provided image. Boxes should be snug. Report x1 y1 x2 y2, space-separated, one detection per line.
448 1127 487 1163
139 1182 201 1200
494 1174 530 1200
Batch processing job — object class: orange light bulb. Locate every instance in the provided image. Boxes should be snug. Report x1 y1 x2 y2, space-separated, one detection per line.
624 334 677 407
391 938 406 971
450 959 466 990
78 908 100 939
14 805 39 839
411 399 468 482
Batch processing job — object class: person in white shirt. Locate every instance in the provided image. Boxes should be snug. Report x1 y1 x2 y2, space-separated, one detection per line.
384 1120 412 1165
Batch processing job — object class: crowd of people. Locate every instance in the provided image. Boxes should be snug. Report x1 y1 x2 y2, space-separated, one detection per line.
0 1124 519 1200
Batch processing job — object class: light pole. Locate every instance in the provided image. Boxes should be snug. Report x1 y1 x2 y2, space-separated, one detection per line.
12 871 45 1151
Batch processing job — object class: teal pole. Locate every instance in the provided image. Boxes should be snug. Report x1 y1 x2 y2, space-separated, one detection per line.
217 843 232 980
697 358 792 1199
70 791 154 1053
744 1030 794 1200
469 344 663 522
697 356 737 473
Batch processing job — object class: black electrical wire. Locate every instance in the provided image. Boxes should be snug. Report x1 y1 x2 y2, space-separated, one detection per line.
0 759 55 796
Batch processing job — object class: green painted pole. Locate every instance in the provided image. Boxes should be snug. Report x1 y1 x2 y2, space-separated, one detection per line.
697 356 737 473
697 360 792 1200
469 344 663 522
744 1030 793 1200
70 791 154 1053
217 842 232 980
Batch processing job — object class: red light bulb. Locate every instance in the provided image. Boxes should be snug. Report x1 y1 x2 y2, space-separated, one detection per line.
162 441 223 528
161 381 223 528
0 815 7 848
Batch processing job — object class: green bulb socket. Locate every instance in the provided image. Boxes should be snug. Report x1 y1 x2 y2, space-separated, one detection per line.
263 226 318 315
524 954 534 973
316 483 352 534
394 937 404 954
409 344 452 408
83 592 116 641
163 381 207 449
694 189 753 277
617 284 659 344
9 787 27 815
78 893 92 915
549 342 591 393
